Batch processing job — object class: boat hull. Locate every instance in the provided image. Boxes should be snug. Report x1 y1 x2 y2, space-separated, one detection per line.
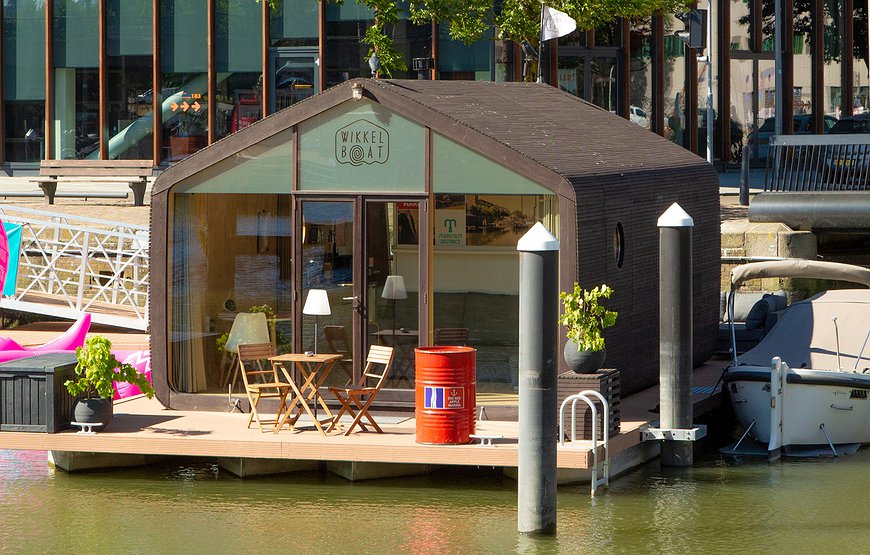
725 365 870 447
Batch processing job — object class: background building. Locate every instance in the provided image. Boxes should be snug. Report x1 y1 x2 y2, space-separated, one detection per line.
1 0 867 172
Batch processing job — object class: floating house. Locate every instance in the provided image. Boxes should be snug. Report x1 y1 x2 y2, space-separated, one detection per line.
150 79 720 410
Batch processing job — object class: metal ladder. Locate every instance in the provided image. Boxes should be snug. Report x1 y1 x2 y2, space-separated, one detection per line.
559 390 610 497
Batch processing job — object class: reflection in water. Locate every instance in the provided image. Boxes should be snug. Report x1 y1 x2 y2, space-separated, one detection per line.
4 449 870 552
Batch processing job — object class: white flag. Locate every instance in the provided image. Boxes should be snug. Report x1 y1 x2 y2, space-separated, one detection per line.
541 5 576 42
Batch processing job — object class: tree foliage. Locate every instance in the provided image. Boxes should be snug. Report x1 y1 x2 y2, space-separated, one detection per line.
263 0 690 75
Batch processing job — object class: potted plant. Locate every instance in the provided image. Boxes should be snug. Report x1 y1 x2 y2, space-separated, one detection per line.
558 283 618 373
64 335 155 432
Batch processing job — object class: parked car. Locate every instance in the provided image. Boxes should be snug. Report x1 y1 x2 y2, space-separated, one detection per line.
830 113 870 134
824 114 870 184
750 114 837 160
629 105 649 128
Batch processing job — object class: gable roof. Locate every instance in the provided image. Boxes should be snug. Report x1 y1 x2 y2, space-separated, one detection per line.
154 78 714 197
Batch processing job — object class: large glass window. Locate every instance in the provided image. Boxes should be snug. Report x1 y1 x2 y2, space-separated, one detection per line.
161 0 208 163
628 19 653 131
107 0 153 160
425 194 557 392
429 132 554 391
215 0 262 139
438 25 513 81
53 0 99 159
325 1 373 85
853 0 868 114
270 0 318 47
663 16 687 146
169 132 293 393
325 1 429 86
3 0 46 163
824 0 845 119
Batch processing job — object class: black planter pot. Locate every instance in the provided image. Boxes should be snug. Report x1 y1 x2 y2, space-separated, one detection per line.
72 397 113 432
563 342 606 373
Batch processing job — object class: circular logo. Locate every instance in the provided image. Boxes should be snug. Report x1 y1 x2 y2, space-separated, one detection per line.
349 145 366 166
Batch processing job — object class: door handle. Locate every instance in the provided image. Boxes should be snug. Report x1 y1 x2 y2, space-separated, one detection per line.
342 296 361 310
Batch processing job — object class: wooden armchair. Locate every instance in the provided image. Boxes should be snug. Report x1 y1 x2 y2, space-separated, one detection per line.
326 345 394 435
237 343 292 432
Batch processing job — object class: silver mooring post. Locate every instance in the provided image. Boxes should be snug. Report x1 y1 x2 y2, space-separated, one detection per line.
516 222 559 536
658 203 695 467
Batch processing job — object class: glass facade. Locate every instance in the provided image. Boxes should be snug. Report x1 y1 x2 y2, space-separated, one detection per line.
824 0 845 118
161 0 208 162
215 0 262 139
170 131 292 392
438 25 514 81
628 19 653 131
3 0 46 163
663 16 687 146
53 0 99 159
107 0 153 160
0 1 865 168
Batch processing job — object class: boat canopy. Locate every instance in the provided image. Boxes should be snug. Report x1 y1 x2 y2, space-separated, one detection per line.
737 289 870 370
730 259 870 290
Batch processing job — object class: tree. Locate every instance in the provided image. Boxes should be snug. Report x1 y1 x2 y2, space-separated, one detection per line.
263 0 691 77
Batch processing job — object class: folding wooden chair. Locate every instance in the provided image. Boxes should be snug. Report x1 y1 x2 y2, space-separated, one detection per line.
237 343 292 432
434 327 469 346
326 345 394 435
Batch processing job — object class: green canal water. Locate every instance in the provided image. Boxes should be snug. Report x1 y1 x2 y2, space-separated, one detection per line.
2 446 870 554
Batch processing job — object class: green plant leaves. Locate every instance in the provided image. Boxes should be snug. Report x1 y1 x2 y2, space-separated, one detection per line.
64 335 155 400
558 283 617 352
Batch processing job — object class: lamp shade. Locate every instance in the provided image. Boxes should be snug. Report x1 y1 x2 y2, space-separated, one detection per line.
224 312 270 354
381 275 407 300
303 289 331 316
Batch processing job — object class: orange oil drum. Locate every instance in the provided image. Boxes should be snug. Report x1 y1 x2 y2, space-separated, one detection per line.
414 346 476 444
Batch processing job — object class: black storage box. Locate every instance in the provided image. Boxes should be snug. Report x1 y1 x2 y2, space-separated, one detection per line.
0 353 78 433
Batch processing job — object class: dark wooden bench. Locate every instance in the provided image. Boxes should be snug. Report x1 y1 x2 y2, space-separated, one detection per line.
37 160 154 206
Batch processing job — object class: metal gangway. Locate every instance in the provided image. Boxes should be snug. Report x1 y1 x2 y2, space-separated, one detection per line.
559 390 610 497
0 205 149 330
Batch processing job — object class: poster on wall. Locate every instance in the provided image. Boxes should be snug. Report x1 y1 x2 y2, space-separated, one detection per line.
397 194 540 248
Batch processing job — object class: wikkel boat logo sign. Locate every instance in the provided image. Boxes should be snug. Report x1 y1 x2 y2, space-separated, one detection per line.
335 119 389 166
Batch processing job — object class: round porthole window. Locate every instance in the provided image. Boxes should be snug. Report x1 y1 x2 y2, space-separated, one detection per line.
613 222 625 269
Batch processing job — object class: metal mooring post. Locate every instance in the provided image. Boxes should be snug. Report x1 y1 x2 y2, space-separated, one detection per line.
658 203 694 467
516 222 559 536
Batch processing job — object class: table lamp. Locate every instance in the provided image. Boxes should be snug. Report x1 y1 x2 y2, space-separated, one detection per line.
381 275 407 336
303 289 331 353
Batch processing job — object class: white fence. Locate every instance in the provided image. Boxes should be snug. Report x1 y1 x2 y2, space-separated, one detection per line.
0 205 149 330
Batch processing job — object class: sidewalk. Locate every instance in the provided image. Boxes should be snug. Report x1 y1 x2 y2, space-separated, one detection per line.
718 167 766 195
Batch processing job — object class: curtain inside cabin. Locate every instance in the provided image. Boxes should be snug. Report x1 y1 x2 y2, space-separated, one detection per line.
171 194 208 392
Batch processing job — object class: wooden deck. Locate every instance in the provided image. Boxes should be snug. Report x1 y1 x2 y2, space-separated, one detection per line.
4 291 146 326
0 358 726 476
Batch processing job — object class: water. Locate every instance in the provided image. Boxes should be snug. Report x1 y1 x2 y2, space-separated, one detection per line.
2 447 870 554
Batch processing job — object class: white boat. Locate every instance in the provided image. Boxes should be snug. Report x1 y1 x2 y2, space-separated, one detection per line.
723 259 870 459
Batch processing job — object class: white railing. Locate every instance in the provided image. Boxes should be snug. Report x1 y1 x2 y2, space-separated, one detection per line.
0 205 149 330
560 390 610 497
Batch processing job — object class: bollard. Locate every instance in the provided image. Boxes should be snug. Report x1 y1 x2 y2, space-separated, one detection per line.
516 222 559 536
739 143 750 206
657 203 694 467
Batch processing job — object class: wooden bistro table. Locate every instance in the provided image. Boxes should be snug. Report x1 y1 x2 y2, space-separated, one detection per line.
270 353 342 435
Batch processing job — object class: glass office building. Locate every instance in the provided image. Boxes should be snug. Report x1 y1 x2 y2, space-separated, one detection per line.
1 0 866 170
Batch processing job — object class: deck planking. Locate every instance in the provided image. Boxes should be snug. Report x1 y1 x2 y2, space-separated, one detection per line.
0 360 726 472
